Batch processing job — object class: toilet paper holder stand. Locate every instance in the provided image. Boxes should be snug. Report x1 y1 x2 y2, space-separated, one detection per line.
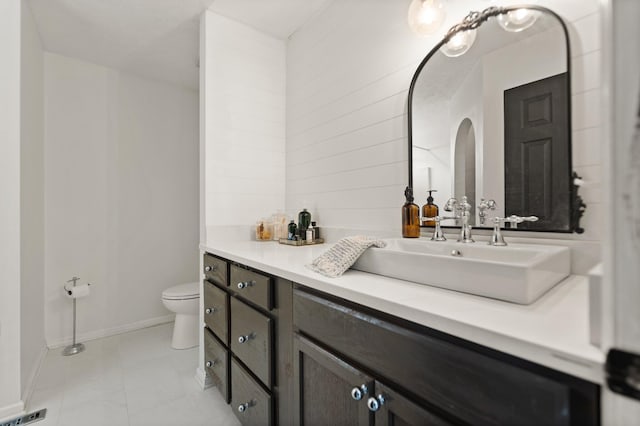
62 276 90 356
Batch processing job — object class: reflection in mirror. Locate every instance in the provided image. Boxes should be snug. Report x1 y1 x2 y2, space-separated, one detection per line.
408 6 580 232
454 118 476 226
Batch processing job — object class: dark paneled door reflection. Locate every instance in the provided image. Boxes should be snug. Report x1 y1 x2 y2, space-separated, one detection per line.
504 73 570 231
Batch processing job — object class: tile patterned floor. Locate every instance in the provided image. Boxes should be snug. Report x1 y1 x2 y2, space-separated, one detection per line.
27 324 241 426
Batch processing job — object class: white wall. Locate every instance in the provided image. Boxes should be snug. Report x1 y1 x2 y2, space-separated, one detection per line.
20 0 46 400
44 53 199 347
202 11 286 233
0 0 24 418
286 0 604 241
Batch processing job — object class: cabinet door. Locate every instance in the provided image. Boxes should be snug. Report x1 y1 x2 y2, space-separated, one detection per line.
372 381 455 426
294 335 373 426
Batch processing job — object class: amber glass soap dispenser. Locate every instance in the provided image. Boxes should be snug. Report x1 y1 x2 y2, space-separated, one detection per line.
402 186 420 238
422 190 439 226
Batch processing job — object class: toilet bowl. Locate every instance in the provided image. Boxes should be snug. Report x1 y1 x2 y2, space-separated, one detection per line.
162 282 199 349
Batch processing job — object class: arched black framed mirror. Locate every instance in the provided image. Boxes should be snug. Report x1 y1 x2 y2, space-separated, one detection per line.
407 5 585 233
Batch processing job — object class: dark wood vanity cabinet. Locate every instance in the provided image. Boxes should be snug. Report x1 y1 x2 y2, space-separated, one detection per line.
292 286 600 426
203 253 599 426
202 253 293 426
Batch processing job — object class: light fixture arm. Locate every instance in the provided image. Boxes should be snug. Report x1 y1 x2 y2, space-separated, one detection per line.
442 7 504 44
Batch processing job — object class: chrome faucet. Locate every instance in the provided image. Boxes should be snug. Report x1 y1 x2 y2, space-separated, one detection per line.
422 215 458 241
444 196 474 243
478 199 496 225
489 215 539 246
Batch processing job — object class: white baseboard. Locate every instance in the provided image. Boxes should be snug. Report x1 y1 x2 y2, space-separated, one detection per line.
46 314 175 349
194 367 213 390
0 401 25 423
20 344 48 409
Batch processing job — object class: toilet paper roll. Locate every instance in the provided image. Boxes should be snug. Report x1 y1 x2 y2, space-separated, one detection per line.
64 283 91 299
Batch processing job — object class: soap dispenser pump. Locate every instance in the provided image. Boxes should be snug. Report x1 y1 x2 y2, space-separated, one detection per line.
402 186 420 238
422 190 439 227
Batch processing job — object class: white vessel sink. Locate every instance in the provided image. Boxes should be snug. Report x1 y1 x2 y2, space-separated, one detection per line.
351 238 570 304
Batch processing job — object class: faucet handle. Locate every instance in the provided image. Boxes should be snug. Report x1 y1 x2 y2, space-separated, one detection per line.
443 198 458 213
459 196 472 212
478 199 497 225
503 215 538 225
478 198 496 211
429 216 447 241
489 215 538 246
493 215 539 226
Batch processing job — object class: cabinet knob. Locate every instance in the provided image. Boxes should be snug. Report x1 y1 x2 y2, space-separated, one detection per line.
367 395 386 412
205 307 215 315
204 265 216 272
238 334 252 344
205 360 215 368
350 384 368 401
237 281 254 290
237 402 250 413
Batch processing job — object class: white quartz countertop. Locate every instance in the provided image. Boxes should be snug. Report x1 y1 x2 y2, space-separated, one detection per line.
201 239 605 384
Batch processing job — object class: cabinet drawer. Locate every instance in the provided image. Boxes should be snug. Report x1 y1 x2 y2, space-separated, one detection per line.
231 358 272 426
293 288 572 426
204 253 227 287
231 297 273 388
204 328 230 403
230 265 273 310
203 281 229 344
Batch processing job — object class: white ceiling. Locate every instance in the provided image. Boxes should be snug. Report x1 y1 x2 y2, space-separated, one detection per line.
27 0 333 90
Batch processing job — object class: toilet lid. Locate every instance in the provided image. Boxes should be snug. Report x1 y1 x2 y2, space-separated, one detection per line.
162 282 199 300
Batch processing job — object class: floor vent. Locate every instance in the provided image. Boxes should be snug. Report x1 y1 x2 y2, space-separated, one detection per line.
0 409 47 426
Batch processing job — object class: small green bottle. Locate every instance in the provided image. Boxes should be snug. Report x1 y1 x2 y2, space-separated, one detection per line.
298 208 311 240
287 220 297 240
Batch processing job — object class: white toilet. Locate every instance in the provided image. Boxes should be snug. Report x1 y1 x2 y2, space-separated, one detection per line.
162 282 200 349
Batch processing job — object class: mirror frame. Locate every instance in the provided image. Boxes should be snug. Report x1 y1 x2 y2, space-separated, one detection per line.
407 5 584 233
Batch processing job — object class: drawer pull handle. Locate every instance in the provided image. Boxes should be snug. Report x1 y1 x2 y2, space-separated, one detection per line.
350 384 368 401
238 334 253 344
367 395 386 412
204 265 217 272
205 360 215 368
205 307 215 315
237 281 254 290
238 401 254 413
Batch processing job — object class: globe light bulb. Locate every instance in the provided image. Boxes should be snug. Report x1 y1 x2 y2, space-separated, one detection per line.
497 8 540 32
408 0 446 36
440 29 477 57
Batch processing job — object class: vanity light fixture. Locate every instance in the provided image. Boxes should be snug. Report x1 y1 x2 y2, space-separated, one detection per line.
438 7 486 58
441 28 477 57
438 6 538 58
496 8 539 32
408 0 446 36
